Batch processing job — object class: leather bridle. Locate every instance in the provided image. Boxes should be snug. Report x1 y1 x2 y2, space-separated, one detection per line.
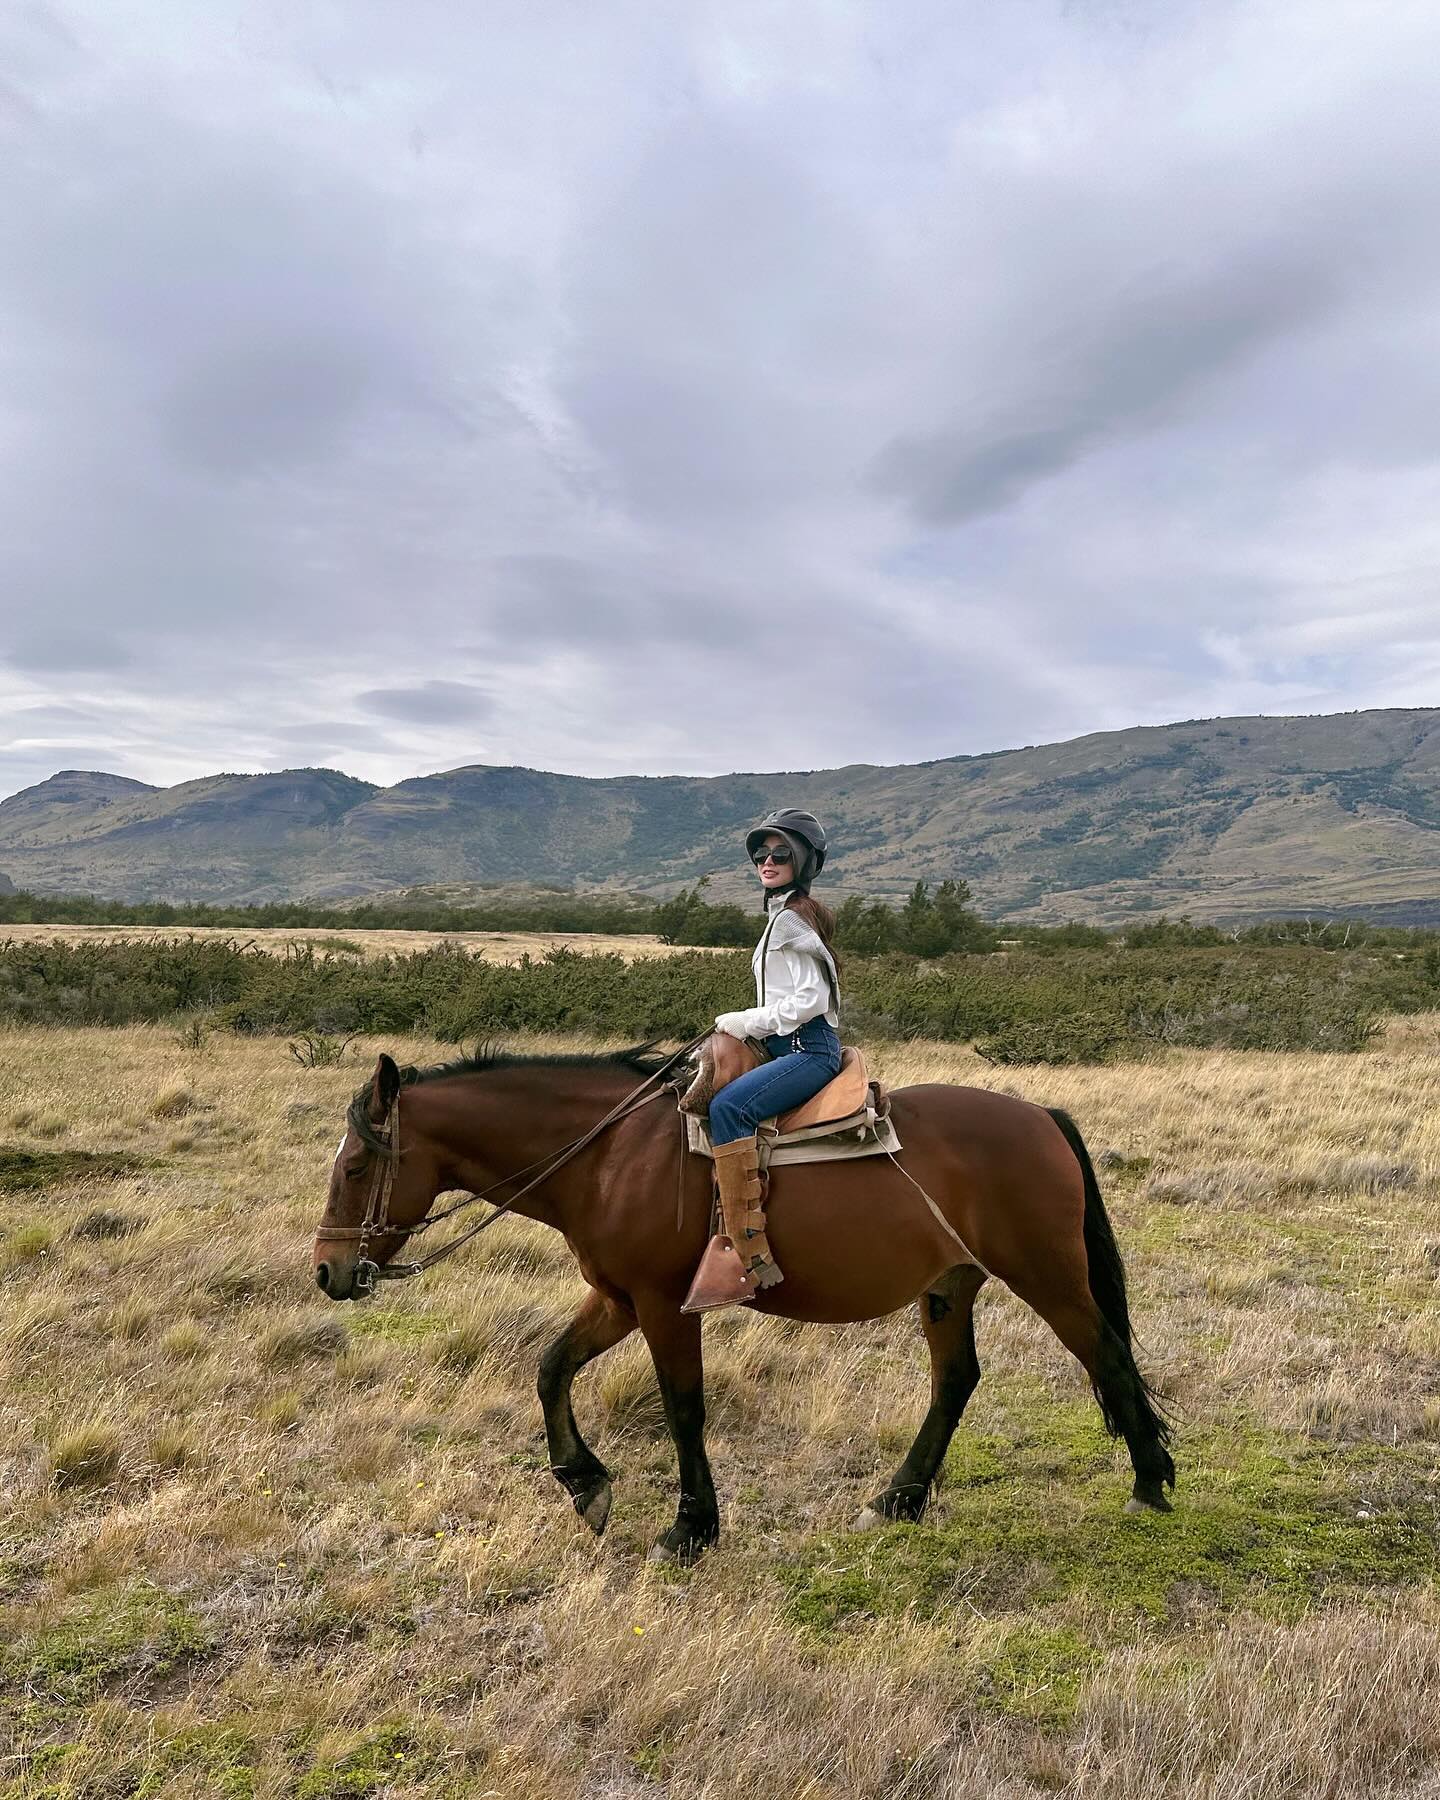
315 1032 710 1295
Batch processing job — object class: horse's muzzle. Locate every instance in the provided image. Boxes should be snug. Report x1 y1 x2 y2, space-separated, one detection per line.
314 1259 357 1301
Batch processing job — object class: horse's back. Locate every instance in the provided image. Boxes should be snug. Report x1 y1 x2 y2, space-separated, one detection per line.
883 1080 1089 1230
887 1079 1071 1157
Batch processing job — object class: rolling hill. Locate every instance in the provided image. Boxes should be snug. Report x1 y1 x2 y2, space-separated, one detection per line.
2 709 1439 924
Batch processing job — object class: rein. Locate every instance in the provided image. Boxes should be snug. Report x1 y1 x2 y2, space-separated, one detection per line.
320 1033 710 1295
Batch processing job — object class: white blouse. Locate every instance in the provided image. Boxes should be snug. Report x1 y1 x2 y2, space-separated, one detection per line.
714 891 841 1040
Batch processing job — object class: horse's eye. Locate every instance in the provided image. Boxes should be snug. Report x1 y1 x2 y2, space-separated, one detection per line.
342 1159 366 1182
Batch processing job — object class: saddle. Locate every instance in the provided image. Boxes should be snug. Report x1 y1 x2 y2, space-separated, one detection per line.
678 1033 901 1168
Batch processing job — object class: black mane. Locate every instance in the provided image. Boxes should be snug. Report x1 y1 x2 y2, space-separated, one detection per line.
344 1040 672 1156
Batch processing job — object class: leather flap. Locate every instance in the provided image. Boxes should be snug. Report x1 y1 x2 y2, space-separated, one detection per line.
776 1046 869 1132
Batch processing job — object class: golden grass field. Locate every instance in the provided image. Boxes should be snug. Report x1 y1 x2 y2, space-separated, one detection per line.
2 1018 1438 1798
0 925 701 964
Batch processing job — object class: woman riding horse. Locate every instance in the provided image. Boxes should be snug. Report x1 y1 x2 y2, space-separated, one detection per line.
689 809 844 1309
311 809 1176 1562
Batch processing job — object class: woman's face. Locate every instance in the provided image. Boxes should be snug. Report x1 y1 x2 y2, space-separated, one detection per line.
753 832 797 894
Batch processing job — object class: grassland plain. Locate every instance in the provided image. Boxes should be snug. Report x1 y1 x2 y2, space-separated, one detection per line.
0 925 703 965
1 1022 1438 1799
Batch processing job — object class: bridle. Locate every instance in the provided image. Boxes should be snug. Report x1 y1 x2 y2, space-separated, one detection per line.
315 1032 710 1295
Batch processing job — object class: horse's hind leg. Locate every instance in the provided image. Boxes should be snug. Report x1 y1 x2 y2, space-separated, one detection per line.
1022 1290 1175 1514
1027 1112 1176 1511
538 1286 636 1535
853 1264 986 1531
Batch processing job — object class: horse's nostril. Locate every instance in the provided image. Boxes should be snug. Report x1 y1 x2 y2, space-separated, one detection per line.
315 1263 331 1292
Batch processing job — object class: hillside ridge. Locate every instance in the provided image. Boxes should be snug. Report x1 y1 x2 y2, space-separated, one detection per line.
2 708 1438 923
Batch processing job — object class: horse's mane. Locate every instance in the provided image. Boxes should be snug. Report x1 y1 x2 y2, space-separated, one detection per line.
344 1040 671 1156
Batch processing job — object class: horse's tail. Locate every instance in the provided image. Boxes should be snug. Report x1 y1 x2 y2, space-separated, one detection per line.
1046 1107 1173 1460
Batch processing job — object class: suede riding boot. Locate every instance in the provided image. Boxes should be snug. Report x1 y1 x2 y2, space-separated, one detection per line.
682 1133 782 1313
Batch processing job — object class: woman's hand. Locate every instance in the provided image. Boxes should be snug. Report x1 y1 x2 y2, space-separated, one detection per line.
714 1011 755 1040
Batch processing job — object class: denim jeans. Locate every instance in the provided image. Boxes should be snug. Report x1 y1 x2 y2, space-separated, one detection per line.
708 1016 843 1144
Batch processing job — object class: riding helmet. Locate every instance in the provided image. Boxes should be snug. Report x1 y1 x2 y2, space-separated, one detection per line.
745 808 828 891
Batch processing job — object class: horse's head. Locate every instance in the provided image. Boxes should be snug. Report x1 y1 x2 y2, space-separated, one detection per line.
312 1053 451 1301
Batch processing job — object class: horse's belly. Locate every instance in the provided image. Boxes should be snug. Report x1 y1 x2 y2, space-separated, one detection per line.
752 1184 956 1325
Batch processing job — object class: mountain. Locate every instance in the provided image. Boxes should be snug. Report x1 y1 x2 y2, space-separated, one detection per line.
2 709 1440 923
0 768 378 906
0 770 159 845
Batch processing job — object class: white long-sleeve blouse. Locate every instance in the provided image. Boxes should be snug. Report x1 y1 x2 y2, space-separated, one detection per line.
714 890 841 1040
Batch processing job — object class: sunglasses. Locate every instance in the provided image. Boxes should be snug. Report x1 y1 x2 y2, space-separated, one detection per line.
752 846 794 866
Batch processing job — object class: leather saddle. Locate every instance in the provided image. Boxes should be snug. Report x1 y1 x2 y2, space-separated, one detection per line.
678 1032 888 1132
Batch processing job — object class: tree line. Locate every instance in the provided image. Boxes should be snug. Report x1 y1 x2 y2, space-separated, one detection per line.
2 930 1435 1062
4 879 1440 963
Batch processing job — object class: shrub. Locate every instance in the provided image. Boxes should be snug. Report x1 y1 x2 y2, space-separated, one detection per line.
288 1032 358 1068
0 935 1399 1062
974 1012 1138 1067
652 877 755 946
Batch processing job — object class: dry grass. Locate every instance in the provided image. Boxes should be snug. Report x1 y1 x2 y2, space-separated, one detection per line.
0 923 711 963
0 1021 1437 1798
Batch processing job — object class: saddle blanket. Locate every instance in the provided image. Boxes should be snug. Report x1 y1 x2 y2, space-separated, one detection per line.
685 1102 902 1168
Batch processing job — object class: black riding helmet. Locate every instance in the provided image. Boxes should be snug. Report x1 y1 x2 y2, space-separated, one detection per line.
745 808 828 896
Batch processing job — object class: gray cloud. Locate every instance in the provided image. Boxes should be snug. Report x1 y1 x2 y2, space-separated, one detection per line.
2 0 1440 804
358 681 494 725
871 254 1339 523
267 721 403 751
1 703 103 728
8 629 133 673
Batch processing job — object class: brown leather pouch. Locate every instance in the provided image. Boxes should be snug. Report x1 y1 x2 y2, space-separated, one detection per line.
678 1031 765 1115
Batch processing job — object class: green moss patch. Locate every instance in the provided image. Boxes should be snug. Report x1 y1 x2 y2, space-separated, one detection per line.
782 1433 1438 1633
296 1725 439 1799
973 1624 1102 1726
0 1146 151 1194
2 1582 213 1704
349 1308 451 1343
136 1726 260 1800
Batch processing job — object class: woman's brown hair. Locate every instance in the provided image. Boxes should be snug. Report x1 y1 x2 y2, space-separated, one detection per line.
785 892 842 980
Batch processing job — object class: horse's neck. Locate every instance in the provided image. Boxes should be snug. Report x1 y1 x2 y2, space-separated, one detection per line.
419 1072 640 1230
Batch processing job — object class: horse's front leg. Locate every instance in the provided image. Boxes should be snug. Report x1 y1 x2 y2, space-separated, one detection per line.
538 1286 636 1535
634 1291 719 1563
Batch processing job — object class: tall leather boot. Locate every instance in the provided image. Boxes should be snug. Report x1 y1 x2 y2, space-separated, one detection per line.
681 1133 784 1314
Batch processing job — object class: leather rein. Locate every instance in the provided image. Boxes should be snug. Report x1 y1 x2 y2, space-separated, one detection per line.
318 1032 711 1296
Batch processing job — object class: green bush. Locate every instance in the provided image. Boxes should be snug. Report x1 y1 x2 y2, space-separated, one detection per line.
651 877 755 946
0 934 1404 1063
834 880 996 956
975 1012 1138 1066
0 885 656 935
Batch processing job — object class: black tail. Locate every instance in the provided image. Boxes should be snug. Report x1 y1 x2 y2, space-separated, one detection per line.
1046 1108 1174 1463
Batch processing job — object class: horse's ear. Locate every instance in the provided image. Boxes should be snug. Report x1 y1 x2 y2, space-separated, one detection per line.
368 1053 401 1121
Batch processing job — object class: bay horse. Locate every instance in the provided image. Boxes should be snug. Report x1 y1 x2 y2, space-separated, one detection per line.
312 1045 1174 1563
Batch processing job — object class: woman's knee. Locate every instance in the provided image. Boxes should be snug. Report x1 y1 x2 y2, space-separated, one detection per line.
708 1092 749 1142
710 1069 787 1141
709 1112 751 1146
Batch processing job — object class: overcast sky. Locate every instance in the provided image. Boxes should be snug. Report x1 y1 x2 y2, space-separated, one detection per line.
3 0 1439 801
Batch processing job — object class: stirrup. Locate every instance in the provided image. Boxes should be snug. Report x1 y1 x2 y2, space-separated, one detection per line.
681 1234 755 1313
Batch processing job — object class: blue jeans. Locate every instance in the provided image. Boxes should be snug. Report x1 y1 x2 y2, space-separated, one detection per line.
708 1017 843 1144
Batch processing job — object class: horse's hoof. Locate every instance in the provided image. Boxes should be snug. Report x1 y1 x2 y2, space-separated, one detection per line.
577 1483 613 1535
850 1506 885 1533
648 1523 715 1565
1125 1494 1172 1515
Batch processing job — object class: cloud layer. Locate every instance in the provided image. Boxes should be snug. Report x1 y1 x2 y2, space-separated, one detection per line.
3 0 1439 801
